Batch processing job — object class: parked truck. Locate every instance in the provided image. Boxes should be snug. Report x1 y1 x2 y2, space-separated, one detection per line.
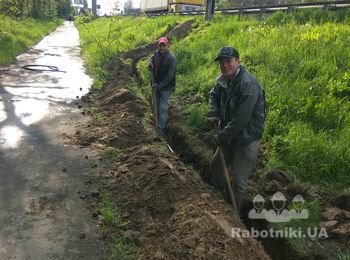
141 0 205 13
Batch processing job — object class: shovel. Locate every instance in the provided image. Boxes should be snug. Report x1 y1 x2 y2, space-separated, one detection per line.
151 75 159 128
216 146 238 213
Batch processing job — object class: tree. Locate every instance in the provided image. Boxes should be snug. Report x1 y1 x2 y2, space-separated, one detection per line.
31 0 57 19
124 0 132 9
56 0 72 18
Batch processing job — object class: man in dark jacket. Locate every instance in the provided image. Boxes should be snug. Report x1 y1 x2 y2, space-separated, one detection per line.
148 37 177 137
208 46 265 215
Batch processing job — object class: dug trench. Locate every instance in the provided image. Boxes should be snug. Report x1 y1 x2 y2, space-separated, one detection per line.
70 21 269 259
75 22 349 259
74 62 270 258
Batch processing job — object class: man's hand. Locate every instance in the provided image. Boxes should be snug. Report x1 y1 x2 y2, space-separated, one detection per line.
147 63 153 71
214 134 221 146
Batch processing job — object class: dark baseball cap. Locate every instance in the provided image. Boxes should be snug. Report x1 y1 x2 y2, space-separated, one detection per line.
214 46 240 61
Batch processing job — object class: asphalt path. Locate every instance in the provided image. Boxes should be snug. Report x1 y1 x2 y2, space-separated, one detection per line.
0 22 102 259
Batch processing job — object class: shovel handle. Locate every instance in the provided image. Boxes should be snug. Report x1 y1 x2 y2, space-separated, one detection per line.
151 75 158 128
218 147 238 212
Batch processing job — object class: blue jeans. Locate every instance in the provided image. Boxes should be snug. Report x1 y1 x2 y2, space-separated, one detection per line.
155 89 171 132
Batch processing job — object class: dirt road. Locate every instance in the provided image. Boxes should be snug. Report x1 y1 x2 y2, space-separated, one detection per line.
0 22 102 259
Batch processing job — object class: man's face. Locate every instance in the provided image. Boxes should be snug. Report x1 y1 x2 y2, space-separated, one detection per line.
219 57 240 78
158 42 169 53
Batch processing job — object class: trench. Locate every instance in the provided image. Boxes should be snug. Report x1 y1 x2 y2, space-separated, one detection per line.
118 19 326 260
166 114 302 260
125 61 299 260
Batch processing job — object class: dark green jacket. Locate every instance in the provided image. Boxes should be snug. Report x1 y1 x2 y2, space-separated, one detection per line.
209 66 265 145
149 50 176 91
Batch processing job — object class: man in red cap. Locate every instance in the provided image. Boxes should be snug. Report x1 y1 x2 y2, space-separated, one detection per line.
148 37 177 137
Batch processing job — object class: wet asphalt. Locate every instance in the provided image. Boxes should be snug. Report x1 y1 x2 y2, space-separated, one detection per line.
0 22 102 259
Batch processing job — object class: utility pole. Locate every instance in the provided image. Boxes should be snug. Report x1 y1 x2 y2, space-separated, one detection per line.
92 0 97 16
205 0 215 21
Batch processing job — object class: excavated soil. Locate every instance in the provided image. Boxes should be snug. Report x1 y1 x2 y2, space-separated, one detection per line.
74 57 270 259
74 19 349 259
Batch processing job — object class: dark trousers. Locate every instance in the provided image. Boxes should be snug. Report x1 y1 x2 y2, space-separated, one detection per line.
210 140 260 214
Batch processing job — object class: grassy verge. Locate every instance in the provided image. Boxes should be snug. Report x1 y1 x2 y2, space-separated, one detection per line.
99 193 137 259
75 15 191 90
76 10 350 258
138 9 350 193
0 15 61 65
137 10 350 256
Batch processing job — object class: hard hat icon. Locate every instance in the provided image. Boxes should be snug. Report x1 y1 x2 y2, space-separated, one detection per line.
253 194 265 210
292 194 305 202
270 192 287 211
270 191 287 201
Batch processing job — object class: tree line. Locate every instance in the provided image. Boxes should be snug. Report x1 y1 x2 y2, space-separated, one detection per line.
0 0 72 19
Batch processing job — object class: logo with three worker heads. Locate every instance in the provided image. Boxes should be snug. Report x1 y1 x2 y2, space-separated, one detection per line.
248 192 309 222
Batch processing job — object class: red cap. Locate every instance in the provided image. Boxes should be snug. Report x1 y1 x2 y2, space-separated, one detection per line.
158 37 169 45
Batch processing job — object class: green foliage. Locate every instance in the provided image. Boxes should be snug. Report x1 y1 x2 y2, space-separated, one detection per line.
110 238 137 260
100 146 120 164
76 16 190 90
0 0 70 19
31 0 57 19
186 102 208 129
138 10 350 192
273 200 321 256
56 0 72 18
77 10 350 192
0 15 59 65
99 193 137 259
337 249 350 260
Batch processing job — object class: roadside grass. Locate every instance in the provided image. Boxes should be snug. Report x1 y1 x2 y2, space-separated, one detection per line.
272 200 322 257
99 193 137 259
75 15 191 90
99 146 120 164
138 10 350 193
77 10 350 258
0 15 60 65
337 250 350 260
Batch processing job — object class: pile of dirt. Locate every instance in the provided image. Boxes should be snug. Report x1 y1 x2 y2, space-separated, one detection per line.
95 144 268 259
75 56 270 258
166 99 350 259
78 63 150 149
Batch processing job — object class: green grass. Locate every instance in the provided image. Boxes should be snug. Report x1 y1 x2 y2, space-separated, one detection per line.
99 193 137 259
99 146 120 164
76 10 350 192
272 200 322 257
75 11 350 258
337 249 350 260
76 15 191 90
140 10 350 193
0 15 60 65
